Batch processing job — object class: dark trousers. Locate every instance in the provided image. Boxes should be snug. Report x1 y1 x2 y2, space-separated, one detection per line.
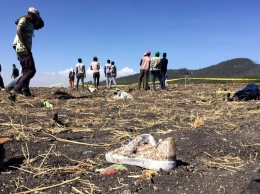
161 72 166 89
7 76 21 91
93 72 100 88
0 75 4 88
138 70 149 90
76 73 85 89
151 70 163 90
14 51 36 93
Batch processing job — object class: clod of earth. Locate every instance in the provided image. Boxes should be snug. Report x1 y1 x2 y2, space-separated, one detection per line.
0 138 12 166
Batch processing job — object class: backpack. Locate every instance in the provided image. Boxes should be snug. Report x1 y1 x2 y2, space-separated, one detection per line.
232 83 259 101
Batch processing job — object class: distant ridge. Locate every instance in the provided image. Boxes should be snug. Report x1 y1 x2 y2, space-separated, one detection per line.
115 58 260 85
188 58 260 78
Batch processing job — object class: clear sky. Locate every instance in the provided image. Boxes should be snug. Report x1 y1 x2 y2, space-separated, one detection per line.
1 0 260 87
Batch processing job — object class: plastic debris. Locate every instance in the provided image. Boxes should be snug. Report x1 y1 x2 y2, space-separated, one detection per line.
44 101 53 108
113 90 133 100
88 87 97 92
102 169 118 175
95 164 127 175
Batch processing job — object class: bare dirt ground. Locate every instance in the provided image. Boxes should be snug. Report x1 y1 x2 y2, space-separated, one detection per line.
0 83 259 194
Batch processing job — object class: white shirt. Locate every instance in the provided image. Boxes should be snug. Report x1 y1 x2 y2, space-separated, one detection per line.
76 63 85 73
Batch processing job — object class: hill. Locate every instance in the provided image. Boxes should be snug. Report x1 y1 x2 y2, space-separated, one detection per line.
188 58 260 78
114 58 260 85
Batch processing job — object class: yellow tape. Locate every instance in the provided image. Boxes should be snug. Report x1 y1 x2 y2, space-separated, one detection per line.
166 78 260 82
117 77 260 87
49 83 65 87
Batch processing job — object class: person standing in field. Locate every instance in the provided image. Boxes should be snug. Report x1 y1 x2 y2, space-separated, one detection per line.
138 51 151 90
160 52 168 89
109 61 117 89
104 59 111 88
69 68 75 89
11 7 44 97
0 64 4 89
150 51 163 91
90 56 100 89
11 64 19 79
76 58 86 90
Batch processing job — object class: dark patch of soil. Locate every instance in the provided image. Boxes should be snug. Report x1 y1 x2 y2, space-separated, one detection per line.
0 84 260 194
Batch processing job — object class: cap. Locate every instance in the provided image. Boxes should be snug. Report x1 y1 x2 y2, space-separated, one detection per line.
28 7 40 19
154 51 160 56
146 51 151 55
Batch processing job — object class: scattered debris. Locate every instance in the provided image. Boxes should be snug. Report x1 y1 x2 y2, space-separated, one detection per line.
88 87 97 92
105 134 176 171
128 169 158 180
95 164 127 175
224 83 260 101
44 101 53 108
113 90 133 100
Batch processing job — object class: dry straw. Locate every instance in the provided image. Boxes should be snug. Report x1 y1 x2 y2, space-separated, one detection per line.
202 152 244 172
45 133 110 147
128 169 158 180
15 177 81 194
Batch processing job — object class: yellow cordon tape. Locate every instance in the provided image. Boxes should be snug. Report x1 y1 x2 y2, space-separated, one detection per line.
181 78 260 81
117 78 260 87
49 83 65 87
49 78 260 87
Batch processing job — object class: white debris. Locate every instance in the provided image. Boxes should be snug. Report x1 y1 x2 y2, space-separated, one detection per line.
113 90 133 100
